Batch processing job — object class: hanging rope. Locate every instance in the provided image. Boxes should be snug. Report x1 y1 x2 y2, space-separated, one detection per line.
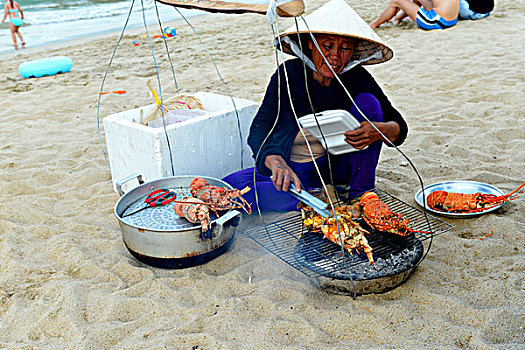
97 0 136 171
170 6 245 170
253 5 435 296
140 0 176 176
299 15 434 268
97 1 247 179
153 1 179 93
275 15 358 297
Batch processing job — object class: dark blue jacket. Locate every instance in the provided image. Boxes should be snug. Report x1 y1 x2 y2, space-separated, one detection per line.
248 58 408 176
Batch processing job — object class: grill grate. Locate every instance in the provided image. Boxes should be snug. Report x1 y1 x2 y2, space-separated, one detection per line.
244 189 453 282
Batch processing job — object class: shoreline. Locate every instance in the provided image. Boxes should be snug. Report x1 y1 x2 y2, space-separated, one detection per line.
0 11 213 59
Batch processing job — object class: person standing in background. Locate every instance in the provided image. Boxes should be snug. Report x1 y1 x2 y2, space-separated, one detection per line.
2 0 25 50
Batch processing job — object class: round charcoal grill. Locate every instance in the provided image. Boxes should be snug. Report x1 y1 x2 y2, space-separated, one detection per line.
114 175 241 269
244 189 454 296
293 229 424 295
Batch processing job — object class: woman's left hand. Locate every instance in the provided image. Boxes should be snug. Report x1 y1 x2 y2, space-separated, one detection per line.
343 121 400 148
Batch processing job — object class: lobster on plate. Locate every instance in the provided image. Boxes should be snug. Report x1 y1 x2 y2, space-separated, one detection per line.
359 191 428 236
174 197 211 234
303 208 374 265
426 182 525 213
189 177 252 214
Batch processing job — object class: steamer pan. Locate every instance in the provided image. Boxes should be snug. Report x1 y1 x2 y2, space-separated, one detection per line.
114 174 241 268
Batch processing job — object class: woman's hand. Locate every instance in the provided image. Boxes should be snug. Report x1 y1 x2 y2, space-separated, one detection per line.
344 121 400 149
264 155 301 192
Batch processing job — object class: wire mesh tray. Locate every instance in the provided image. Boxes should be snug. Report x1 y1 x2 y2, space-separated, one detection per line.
244 189 453 285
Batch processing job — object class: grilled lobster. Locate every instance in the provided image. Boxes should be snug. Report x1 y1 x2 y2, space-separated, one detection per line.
360 191 427 236
303 209 374 265
174 197 211 234
426 182 525 213
190 177 252 214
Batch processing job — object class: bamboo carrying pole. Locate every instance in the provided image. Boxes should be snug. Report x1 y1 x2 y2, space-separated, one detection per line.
155 0 304 16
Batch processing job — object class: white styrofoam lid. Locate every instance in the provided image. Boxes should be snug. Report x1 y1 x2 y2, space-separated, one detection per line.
298 110 366 155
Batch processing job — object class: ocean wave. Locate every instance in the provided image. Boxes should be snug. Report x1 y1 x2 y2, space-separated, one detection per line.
23 1 156 26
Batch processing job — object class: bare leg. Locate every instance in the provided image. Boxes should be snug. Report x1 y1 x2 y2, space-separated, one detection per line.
392 0 421 24
9 25 18 50
391 9 407 24
370 3 400 28
370 0 421 28
16 30 25 47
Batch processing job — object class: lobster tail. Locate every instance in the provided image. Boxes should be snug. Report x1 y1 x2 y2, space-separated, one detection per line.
304 210 374 265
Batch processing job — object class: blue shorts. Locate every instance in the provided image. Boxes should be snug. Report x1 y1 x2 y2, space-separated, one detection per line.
458 0 491 20
416 8 458 30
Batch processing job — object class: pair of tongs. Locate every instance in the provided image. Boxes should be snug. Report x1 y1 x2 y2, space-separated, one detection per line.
288 183 332 217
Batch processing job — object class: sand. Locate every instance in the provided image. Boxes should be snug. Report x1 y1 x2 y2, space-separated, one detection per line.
0 0 524 348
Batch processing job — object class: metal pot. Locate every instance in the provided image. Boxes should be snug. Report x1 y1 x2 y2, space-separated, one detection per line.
114 174 241 269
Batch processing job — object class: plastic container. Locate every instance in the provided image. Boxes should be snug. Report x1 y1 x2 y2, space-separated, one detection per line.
298 109 366 155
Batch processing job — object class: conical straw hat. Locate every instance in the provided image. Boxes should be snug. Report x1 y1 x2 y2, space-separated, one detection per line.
275 0 393 66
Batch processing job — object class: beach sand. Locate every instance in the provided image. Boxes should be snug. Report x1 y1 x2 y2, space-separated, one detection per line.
0 0 524 348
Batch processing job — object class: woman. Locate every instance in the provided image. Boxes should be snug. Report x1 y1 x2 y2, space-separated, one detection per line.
370 0 459 30
2 0 25 49
223 0 408 211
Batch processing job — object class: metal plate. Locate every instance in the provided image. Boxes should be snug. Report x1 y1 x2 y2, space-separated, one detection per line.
414 180 505 218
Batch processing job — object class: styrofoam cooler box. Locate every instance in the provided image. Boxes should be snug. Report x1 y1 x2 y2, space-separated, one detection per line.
103 92 258 192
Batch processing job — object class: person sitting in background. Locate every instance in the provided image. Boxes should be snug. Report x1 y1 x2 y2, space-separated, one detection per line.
458 0 493 20
1 0 25 49
222 0 408 211
370 0 459 30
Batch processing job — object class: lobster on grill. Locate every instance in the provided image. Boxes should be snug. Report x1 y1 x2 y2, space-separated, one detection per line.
303 208 374 265
359 191 428 236
189 177 252 214
426 182 525 213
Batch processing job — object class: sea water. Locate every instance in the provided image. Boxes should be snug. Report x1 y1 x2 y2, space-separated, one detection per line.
0 0 268 55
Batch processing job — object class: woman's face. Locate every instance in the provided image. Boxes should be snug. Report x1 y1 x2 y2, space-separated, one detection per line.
308 34 356 85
